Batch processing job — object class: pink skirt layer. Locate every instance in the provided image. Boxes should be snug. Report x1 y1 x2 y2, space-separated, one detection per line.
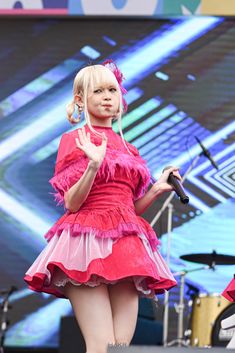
24 230 177 298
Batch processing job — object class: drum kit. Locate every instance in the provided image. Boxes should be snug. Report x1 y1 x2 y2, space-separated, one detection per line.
167 251 235 348
149 149 235 349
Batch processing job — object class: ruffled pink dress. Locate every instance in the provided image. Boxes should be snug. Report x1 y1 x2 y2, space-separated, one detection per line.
222 277 235 302
24 124 176 298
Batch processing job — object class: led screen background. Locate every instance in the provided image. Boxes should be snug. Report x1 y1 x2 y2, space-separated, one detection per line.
0 17 234 347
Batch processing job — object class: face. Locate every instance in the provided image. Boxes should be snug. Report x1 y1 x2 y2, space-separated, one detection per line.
86 81 120 125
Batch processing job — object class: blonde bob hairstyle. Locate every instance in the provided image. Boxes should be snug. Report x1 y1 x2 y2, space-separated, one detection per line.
66 64 126 138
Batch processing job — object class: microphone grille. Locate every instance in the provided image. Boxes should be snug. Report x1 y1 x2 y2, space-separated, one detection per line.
162 165 172 172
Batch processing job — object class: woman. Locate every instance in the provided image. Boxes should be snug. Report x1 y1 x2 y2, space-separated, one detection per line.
25 61 180 353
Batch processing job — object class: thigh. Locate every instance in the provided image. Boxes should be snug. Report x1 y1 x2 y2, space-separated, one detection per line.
108 280 139 344
64 283 115 349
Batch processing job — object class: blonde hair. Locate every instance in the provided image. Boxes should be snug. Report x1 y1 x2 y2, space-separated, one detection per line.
66 64 130 150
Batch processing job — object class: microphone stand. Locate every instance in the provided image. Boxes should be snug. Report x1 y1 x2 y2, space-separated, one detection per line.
0 287 17 353
150 154 200 347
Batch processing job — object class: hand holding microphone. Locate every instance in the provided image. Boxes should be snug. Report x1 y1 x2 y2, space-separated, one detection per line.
162 166 189 204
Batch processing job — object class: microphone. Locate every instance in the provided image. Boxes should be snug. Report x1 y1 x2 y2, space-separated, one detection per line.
195 136 219 170
163 166 189 204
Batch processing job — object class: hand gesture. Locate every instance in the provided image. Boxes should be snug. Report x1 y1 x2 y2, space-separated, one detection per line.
75 127 107 169
151 166 182 194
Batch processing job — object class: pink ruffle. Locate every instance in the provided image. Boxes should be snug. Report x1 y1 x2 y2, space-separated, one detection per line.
44 205 159 251
222 277 235 302
50 155 87 205
24 230 177 298
50 148 150 205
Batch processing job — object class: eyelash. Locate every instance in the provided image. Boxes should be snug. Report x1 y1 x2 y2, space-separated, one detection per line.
94 88 117 93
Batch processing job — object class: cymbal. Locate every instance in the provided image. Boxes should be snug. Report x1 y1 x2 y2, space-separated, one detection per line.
180 251 235 265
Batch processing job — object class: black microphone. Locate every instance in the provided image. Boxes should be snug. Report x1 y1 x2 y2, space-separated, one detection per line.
195 136 219 170
163 166 189 204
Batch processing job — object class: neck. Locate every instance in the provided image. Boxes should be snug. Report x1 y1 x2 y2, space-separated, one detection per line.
89 118 112 128
89 124 113 129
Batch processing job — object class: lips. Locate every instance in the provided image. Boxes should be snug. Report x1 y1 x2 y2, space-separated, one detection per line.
102 104 112 107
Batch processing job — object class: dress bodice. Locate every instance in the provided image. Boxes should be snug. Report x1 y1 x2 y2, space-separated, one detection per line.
50 124 151 207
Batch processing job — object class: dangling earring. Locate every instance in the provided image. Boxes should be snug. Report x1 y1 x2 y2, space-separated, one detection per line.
76 104 83 120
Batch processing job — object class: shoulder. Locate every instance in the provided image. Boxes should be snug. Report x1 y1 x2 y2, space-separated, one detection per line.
62 126 86 138
57 131 76 158
59 127 84 149
62 129 78 140
125 140 140 157
108 130 140 156
55 129 85 174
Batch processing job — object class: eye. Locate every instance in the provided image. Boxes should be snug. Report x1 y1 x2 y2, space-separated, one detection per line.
110 87 117 93
94 88 102 93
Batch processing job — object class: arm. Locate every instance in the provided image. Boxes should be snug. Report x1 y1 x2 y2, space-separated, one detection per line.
134 166 182 216
134 184 165 216
64 160 99 212
64 127 107 212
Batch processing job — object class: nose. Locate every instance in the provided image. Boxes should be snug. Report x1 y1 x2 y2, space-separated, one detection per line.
104 89 111 100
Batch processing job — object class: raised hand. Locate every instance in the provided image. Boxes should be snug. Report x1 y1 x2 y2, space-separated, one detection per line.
75 127 107 169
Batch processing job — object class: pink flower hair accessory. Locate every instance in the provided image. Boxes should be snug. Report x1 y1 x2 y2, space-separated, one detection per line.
102 59 128 112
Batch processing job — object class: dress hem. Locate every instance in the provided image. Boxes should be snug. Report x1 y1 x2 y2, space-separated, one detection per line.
24 262 177 299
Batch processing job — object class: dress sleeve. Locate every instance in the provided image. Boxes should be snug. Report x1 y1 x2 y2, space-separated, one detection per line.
49 132 88 205
126 142 151 201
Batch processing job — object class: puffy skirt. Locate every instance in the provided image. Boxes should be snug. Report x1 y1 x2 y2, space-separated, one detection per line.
24 230 177 298
222 277 235 302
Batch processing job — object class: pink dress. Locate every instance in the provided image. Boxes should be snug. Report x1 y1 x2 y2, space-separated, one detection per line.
222 277 235 302
24 124 176 298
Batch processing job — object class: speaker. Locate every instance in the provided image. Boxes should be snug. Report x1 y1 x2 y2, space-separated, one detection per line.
59 316 85 353
59 315 163 353
138 297 158 320
132 318 162 345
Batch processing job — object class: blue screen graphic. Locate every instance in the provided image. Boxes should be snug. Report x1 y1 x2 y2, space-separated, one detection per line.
0 16 234 347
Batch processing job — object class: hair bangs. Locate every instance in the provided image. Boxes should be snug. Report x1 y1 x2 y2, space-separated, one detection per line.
87 65 120 93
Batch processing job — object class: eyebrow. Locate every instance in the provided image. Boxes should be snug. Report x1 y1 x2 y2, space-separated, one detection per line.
93 84 116 89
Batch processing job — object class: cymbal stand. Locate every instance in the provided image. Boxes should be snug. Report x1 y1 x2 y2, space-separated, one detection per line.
150 154 200 347
167 270 188 347
168 265 214 347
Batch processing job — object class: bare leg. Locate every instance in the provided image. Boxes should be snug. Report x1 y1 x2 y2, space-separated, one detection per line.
64 283 115 353
108 281 139 345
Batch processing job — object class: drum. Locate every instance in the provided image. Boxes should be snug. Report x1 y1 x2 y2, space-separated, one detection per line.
211 303 235 346
190 293 233 347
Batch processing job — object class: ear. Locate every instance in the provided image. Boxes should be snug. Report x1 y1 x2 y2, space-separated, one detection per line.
74 93 84 106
